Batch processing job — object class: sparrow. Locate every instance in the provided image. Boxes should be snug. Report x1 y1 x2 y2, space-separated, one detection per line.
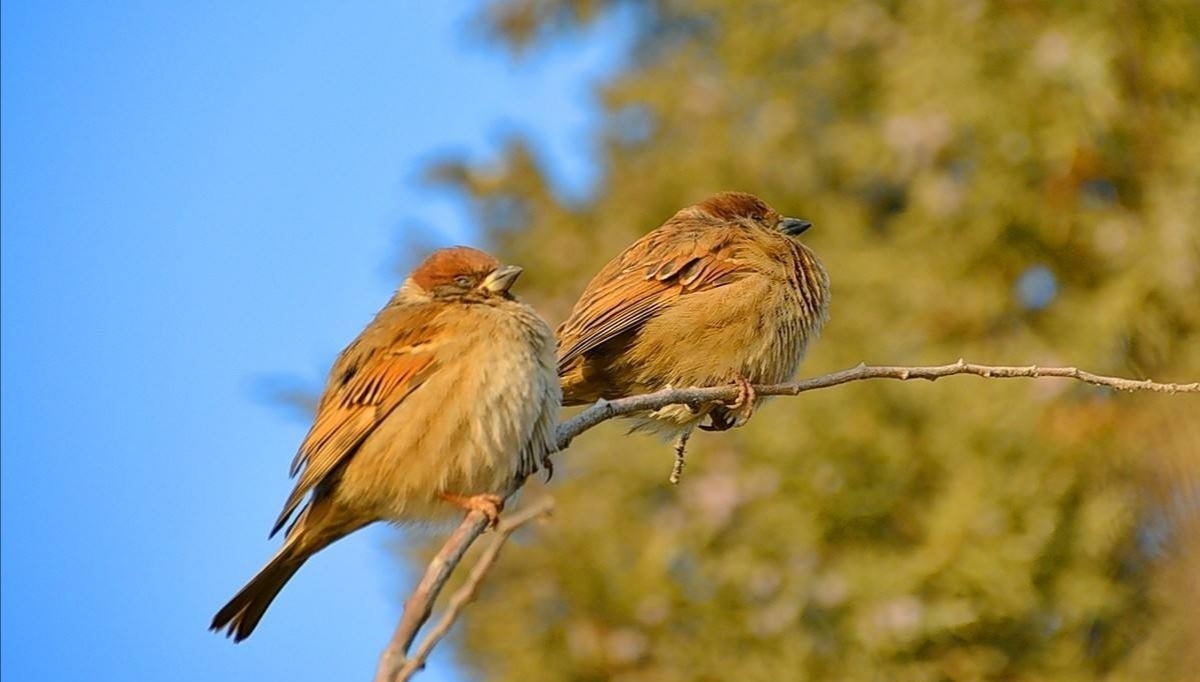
556 191 829 477
211 246 560 641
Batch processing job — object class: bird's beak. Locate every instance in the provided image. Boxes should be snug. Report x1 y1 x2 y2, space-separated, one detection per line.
780 217 813 236
482 264 523 293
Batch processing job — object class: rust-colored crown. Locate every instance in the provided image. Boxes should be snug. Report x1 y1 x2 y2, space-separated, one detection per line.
694 191 780 223
411 246 500 290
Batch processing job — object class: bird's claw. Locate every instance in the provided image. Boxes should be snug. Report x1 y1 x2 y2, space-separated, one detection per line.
439 492 505 530
699 377 756 431
698 412 733 431
728 376 756 427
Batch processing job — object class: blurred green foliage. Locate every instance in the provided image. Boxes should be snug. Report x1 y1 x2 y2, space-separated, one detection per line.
411 1 1200 680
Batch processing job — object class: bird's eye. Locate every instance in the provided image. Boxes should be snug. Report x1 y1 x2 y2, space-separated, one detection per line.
453 275 473 288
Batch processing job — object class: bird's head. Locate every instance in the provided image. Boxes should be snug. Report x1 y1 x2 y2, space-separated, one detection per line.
696 191 812 237
409 246 524 301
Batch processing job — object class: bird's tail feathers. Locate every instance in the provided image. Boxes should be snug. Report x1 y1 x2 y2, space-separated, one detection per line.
210 539 310 642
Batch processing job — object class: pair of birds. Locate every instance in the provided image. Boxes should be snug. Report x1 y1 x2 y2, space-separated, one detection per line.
211 191 831 641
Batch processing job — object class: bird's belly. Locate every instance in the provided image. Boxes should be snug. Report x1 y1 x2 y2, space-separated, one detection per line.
739 307 810 385
630 283 811 388
611 282 812 436
334 345 550 524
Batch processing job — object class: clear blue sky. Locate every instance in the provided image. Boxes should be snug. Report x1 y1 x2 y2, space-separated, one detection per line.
1 3 623 680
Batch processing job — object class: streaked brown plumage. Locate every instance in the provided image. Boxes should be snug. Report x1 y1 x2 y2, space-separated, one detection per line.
557 191 829 442
211 246 559 642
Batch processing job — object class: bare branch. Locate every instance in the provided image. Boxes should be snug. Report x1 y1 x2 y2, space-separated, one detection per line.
373 483 513 682
375 360 1197 681
394 498 555 681
555 360 1198 449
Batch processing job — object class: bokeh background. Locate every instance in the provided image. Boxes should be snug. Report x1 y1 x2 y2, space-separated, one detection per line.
3 2 1198 682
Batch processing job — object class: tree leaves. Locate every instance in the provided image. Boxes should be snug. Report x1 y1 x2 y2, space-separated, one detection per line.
415 2 1200 679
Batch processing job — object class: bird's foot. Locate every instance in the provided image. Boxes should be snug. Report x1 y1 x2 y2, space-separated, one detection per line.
698 412 731 432
728 376 756 426
698 377 756 431
541 452 555 482
439 492 505 529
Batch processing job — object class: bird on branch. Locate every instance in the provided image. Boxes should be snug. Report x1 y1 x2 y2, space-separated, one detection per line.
211 246 560 642
556 191 830 480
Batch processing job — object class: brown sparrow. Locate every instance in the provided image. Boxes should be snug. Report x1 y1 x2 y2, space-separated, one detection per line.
211 246 560 641
556 192 829 474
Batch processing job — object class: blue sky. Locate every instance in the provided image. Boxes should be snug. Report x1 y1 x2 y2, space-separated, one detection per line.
1 4 623 680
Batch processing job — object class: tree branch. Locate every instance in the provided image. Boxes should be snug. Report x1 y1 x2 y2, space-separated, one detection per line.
375 361 1198 681
372 483 517 682
556 360 1198 449
391 498 555 681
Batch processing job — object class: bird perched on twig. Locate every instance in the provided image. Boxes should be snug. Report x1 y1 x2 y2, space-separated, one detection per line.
211 246 560 641
556 191 830 480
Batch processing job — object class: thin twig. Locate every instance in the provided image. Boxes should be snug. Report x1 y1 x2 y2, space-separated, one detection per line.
669 429 692 485
376 360 1197 681
555 360 1198 449
394 498 555 681
372 478 521 682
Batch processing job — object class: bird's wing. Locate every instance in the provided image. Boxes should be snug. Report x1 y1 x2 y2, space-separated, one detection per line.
270 306 442 537
556 224 744 371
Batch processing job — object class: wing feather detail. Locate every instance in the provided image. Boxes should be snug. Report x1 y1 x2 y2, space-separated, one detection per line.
271 307 442 537
556 223 744 371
